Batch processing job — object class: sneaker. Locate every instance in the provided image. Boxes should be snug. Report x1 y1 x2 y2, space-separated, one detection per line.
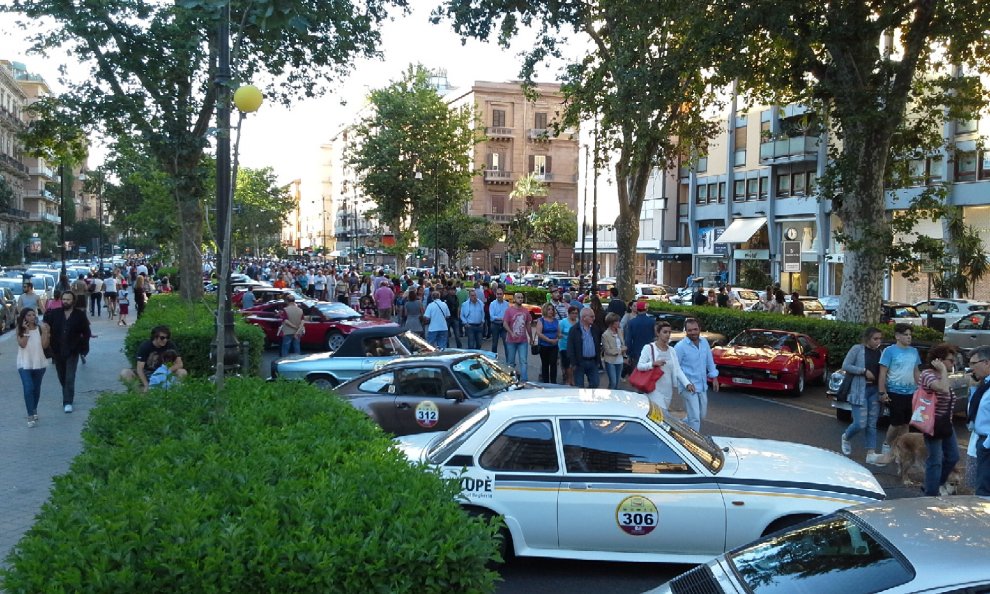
865 453 888 466
882 443 891 455
841 434 851 456
27 417 36 428
64 404 73 413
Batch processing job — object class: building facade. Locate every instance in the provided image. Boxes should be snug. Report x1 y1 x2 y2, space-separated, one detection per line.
0 59 30 254
448 81 580 274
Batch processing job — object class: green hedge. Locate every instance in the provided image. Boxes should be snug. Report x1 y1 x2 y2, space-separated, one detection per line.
647 302 944 368
0 378 499 593
506 285 553 305
155 266 179 290
123 294 265 377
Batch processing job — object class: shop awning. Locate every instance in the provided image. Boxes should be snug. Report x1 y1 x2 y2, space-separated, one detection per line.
715 217 767 244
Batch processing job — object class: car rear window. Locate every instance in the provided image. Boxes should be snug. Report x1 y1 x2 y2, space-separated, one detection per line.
727 513 913 594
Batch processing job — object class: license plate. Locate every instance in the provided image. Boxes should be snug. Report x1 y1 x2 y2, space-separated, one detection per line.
732 377 753 385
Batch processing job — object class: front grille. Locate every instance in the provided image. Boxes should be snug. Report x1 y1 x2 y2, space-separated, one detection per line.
669 564 723 594
719 365 774 380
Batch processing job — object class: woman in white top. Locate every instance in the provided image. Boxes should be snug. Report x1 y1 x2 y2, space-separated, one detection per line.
16 307 50 428
636 320 695 417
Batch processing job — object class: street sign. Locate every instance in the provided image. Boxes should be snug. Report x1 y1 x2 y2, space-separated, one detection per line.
783 241 801 272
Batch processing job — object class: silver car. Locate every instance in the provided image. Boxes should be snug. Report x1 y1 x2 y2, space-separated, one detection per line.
650 496 990 594
945 310 990 355
915 298 990 326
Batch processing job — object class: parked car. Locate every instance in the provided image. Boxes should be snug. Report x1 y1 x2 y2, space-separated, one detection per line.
728 288 761 310
0 285 16 331
712 329 829 396
335 352 553 435
542 276 580 292
945 309 990 355
243 299 394 351
270 326 440 388
914 298 990 326
817 294 841 315
634 284 670 302
395 389 884 563
880 301 923 325
647 311 727 348
784 295 827 318
826 340 969 422
232 286 303 308
650 496 990 594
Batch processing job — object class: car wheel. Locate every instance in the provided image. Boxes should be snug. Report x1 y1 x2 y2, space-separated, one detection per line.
789 366 805 397
835 408 852 423
817 363 828 385
465 506 511 563
761 514 817 537
325 330 344 352
308 375 339 390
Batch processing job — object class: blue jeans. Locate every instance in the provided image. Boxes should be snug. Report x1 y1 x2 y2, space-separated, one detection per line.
448 317 462 347
605 362 622 389
683 389 708 432
280 334 301 357
19 367 46 416
843 384 880 452
574 357 600 388
504 341 529 381
490 321 506 358
427 330 449 349
464 323 483 350
924 430 960 496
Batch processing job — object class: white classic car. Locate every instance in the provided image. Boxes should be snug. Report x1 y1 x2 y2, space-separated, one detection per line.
396 389 885 563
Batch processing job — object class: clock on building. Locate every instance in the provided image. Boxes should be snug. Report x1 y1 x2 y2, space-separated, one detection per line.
785 227 798 240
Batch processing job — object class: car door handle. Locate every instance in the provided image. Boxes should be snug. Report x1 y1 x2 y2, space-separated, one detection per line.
396 402 411 410
567 483 589 490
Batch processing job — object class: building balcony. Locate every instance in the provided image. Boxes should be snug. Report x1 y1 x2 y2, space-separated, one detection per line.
28 212 61 225
528 128 550 141
485 127 514 139
483 169 515 184
30 165 57 180
759 134 821 163
1 207 29 220
0 153 29 178
24 189 59 203
484 213 514 224
532 172 554 182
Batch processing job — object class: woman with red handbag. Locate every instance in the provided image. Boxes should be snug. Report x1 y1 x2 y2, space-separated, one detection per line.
916 343 960 496
634 320 695 417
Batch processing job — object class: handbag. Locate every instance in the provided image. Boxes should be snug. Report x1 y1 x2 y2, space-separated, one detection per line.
909 385 936 436
834 373 854 402
628 344 664 393
531 342 540 356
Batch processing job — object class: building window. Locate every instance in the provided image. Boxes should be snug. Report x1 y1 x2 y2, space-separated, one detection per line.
530 154 550 175
718 182 727 203
489 152 501 171
981 151 990 180
697 156 708 173
708 183 718 204
777 173 790 197
957 119 978 134
792 172 806 195
807 172 818 193
956 151 978 182
734 149 747 167
534 112 547 129
759 176 769 199
746 178 758 201
734 179 745 201
492 109 506 128
491 194 506 214
696 184 708 204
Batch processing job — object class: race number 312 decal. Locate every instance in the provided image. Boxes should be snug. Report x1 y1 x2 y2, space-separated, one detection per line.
415 401 440 428
615 495 659 536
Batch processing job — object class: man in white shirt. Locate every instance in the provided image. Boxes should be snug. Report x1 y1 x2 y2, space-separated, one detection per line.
423 294 451 348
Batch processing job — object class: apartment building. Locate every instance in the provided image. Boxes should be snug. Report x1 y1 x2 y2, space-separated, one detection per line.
448 81 580 274
0 59 29 252
15 64 62 231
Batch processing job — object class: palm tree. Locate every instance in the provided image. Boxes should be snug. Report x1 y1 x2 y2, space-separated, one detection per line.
509 173 549 210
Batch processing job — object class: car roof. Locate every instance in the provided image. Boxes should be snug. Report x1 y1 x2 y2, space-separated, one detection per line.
845 496 990 566
488 388 650 417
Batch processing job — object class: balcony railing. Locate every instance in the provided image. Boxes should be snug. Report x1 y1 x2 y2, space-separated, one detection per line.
1 207 29 219
28 212 61 224
528 128 550 141
485 127 514 139
483 169 514 183
0 153 29 177
30 165 56 179
532 172 554 182
484 213 513 223
24 189 58 203
759 134 821 162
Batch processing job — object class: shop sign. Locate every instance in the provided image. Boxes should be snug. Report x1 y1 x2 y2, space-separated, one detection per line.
733 249 769 260
646 253 691 261
783 240 801 272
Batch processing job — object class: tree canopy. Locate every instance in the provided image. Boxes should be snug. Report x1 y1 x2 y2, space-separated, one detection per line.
348 63 483 259
5 0 406 298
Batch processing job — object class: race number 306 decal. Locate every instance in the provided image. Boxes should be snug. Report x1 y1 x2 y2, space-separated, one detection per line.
615 495 659 536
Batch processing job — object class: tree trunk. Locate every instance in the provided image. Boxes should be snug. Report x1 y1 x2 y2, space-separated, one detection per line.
835 132 890 324
614 208 641 301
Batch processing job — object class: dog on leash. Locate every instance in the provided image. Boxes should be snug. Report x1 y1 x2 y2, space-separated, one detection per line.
889 433 969 494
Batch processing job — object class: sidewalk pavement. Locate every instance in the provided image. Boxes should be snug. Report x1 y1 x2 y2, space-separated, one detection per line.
0 311 129 565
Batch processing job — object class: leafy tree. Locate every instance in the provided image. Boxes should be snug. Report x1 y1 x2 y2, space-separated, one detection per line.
231 167 295 256
6 0 406 299
532 201 578 271
418 211 496 268
509 172 548 208
463 216 502 255
349 64 483 263
504 210 535 266
435 0 721 299
0 175 14 211
704 0 990 322
65 218 102 254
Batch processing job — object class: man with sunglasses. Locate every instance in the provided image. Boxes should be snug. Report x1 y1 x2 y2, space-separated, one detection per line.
120 325 187 392
967 346 990 495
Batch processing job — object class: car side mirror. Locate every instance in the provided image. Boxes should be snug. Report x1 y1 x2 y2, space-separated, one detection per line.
445 389 466 401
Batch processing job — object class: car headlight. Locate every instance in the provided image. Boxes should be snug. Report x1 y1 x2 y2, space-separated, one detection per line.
828 370 845 391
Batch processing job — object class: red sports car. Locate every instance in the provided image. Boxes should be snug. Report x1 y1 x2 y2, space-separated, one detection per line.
711 329 828 396
241 299 395 351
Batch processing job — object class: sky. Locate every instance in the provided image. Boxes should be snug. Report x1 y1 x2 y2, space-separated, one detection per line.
0 4 575 212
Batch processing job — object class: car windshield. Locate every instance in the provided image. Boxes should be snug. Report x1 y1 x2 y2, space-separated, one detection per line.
801 299 824 311
889 305 920 318
400 331 437 354
727 513 912 594
426 408 490 464
0 279 24 295
451 355 517 398
662 416 724 473
639 286 661 296
652 314 687 331
315 302 362 320
736 289 760 301
730 331 796 351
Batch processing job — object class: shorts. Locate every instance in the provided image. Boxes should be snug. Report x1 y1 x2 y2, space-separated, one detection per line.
119 303 130 315
559 350 570 370
887 391 913 426
105 291 118 299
